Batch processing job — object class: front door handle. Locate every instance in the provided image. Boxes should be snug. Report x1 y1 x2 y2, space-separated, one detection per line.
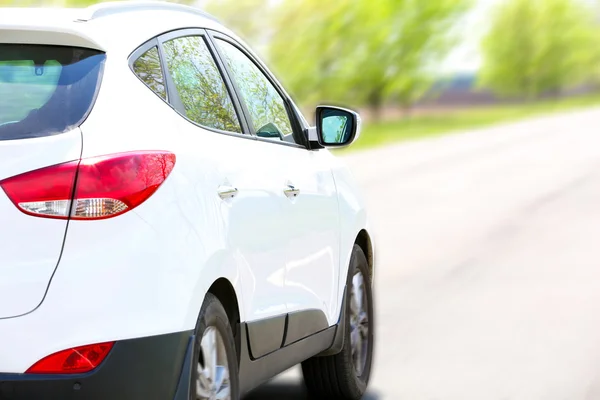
284 184 300 198
217 185 238 199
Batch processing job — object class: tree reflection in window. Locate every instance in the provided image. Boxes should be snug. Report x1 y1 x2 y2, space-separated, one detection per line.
163 36 241 133
133 47 166 100
215 39 293 142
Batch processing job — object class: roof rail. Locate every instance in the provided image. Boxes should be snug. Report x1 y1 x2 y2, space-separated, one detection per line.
76 1 219 23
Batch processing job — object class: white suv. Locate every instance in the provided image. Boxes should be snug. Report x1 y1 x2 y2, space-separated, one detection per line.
0 2 375 399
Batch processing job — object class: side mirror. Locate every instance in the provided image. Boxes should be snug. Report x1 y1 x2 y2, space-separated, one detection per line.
315 106 361 148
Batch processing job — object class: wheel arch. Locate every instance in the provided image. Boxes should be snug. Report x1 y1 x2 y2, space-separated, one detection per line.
207 278 242 367
355 229 374 280
317 228 374 358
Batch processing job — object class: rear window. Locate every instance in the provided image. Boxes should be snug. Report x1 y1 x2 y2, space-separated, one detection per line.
0 44 105 141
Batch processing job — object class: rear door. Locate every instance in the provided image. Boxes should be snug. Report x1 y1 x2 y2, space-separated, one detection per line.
0 44 105 318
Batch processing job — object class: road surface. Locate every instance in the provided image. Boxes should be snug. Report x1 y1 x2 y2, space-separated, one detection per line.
245 107 600 400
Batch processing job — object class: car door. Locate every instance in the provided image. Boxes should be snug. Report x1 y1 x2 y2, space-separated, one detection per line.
155 30 290 358
210 33 342 343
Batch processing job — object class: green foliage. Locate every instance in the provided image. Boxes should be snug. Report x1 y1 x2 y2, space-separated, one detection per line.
207 0 470 115
266 0 470 114
204 0 270 46
479 0 600 98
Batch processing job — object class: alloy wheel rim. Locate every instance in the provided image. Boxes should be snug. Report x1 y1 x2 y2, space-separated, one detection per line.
196 326 231 400
350 270 369 377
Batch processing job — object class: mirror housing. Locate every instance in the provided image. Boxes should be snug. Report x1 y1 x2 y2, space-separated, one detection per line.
256 122 283 140
315 105 361 148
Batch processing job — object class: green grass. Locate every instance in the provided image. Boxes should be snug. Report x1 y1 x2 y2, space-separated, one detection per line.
345 92 600 151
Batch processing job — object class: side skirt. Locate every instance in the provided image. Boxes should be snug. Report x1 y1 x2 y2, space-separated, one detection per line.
175 293 349 397
317 288 347 357
239 289 349 394
238 323 336 395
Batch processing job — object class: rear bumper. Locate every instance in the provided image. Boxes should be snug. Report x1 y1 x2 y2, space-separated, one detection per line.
0 330 193 400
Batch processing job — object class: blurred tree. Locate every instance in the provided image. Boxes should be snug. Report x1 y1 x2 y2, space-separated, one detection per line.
4 0 471 119
479 0 600 99
204 0 270 46
263 0 470 119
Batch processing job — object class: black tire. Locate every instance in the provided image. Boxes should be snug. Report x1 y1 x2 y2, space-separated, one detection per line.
191 293 240 400
301 245 375 399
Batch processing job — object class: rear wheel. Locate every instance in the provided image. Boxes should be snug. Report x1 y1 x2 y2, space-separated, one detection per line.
302 245 374 399
193 293 239 400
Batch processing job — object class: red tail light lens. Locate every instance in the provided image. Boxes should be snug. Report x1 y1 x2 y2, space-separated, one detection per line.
26 342 114 374
0 161 78 218
0 151 176 220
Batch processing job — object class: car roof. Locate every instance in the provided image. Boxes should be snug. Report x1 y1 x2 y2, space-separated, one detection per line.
0 1 235 53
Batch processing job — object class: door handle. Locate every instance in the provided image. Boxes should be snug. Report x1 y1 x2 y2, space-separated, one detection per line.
217 185 238 199
284 183 300 198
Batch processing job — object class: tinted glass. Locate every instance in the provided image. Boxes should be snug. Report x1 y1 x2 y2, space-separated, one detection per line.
215 39 294 142
163 36 241 133
0 44 105 141
133 47 166 100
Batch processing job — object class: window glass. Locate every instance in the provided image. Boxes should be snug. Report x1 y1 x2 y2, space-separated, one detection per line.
133 47 166 100
215 39 294 142
163 36 241 133
0 44 105 141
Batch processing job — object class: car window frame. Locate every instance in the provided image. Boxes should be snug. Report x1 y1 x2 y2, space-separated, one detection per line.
206 30 309 150
155 28 252 138
129 38 170 103
129 36 226 136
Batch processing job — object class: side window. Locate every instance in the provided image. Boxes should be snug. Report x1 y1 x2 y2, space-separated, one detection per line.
133 47 166 100
215 39 295 143
162 36 242 134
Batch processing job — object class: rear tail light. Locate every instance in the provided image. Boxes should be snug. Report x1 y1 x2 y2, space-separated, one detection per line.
26 342 114 374
0 151 175 220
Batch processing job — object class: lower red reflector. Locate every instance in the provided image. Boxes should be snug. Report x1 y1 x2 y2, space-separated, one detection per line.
26 342 114 374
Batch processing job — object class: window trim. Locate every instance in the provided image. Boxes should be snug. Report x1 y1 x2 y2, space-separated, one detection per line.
128 38 169 103
128 37 197 131
206 30 309 150
156 28 251 138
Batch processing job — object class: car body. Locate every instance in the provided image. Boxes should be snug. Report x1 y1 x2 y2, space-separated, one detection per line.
0 2 375 399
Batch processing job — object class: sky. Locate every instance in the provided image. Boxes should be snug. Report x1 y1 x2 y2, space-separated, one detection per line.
441 0 503 74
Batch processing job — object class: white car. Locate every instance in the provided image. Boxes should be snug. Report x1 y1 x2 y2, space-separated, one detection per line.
0 2 375 399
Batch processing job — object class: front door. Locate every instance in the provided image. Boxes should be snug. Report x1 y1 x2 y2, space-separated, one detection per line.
211 34 341 344
279 147 341 344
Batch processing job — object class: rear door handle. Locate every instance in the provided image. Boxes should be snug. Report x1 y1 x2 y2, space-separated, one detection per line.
217 185 238 199
284 184 300 198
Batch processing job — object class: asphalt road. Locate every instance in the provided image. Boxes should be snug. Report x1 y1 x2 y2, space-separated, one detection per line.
245 108 600 400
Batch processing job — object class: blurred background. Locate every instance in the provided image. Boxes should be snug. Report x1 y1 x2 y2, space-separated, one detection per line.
4 0 600 398
2 0 600 146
